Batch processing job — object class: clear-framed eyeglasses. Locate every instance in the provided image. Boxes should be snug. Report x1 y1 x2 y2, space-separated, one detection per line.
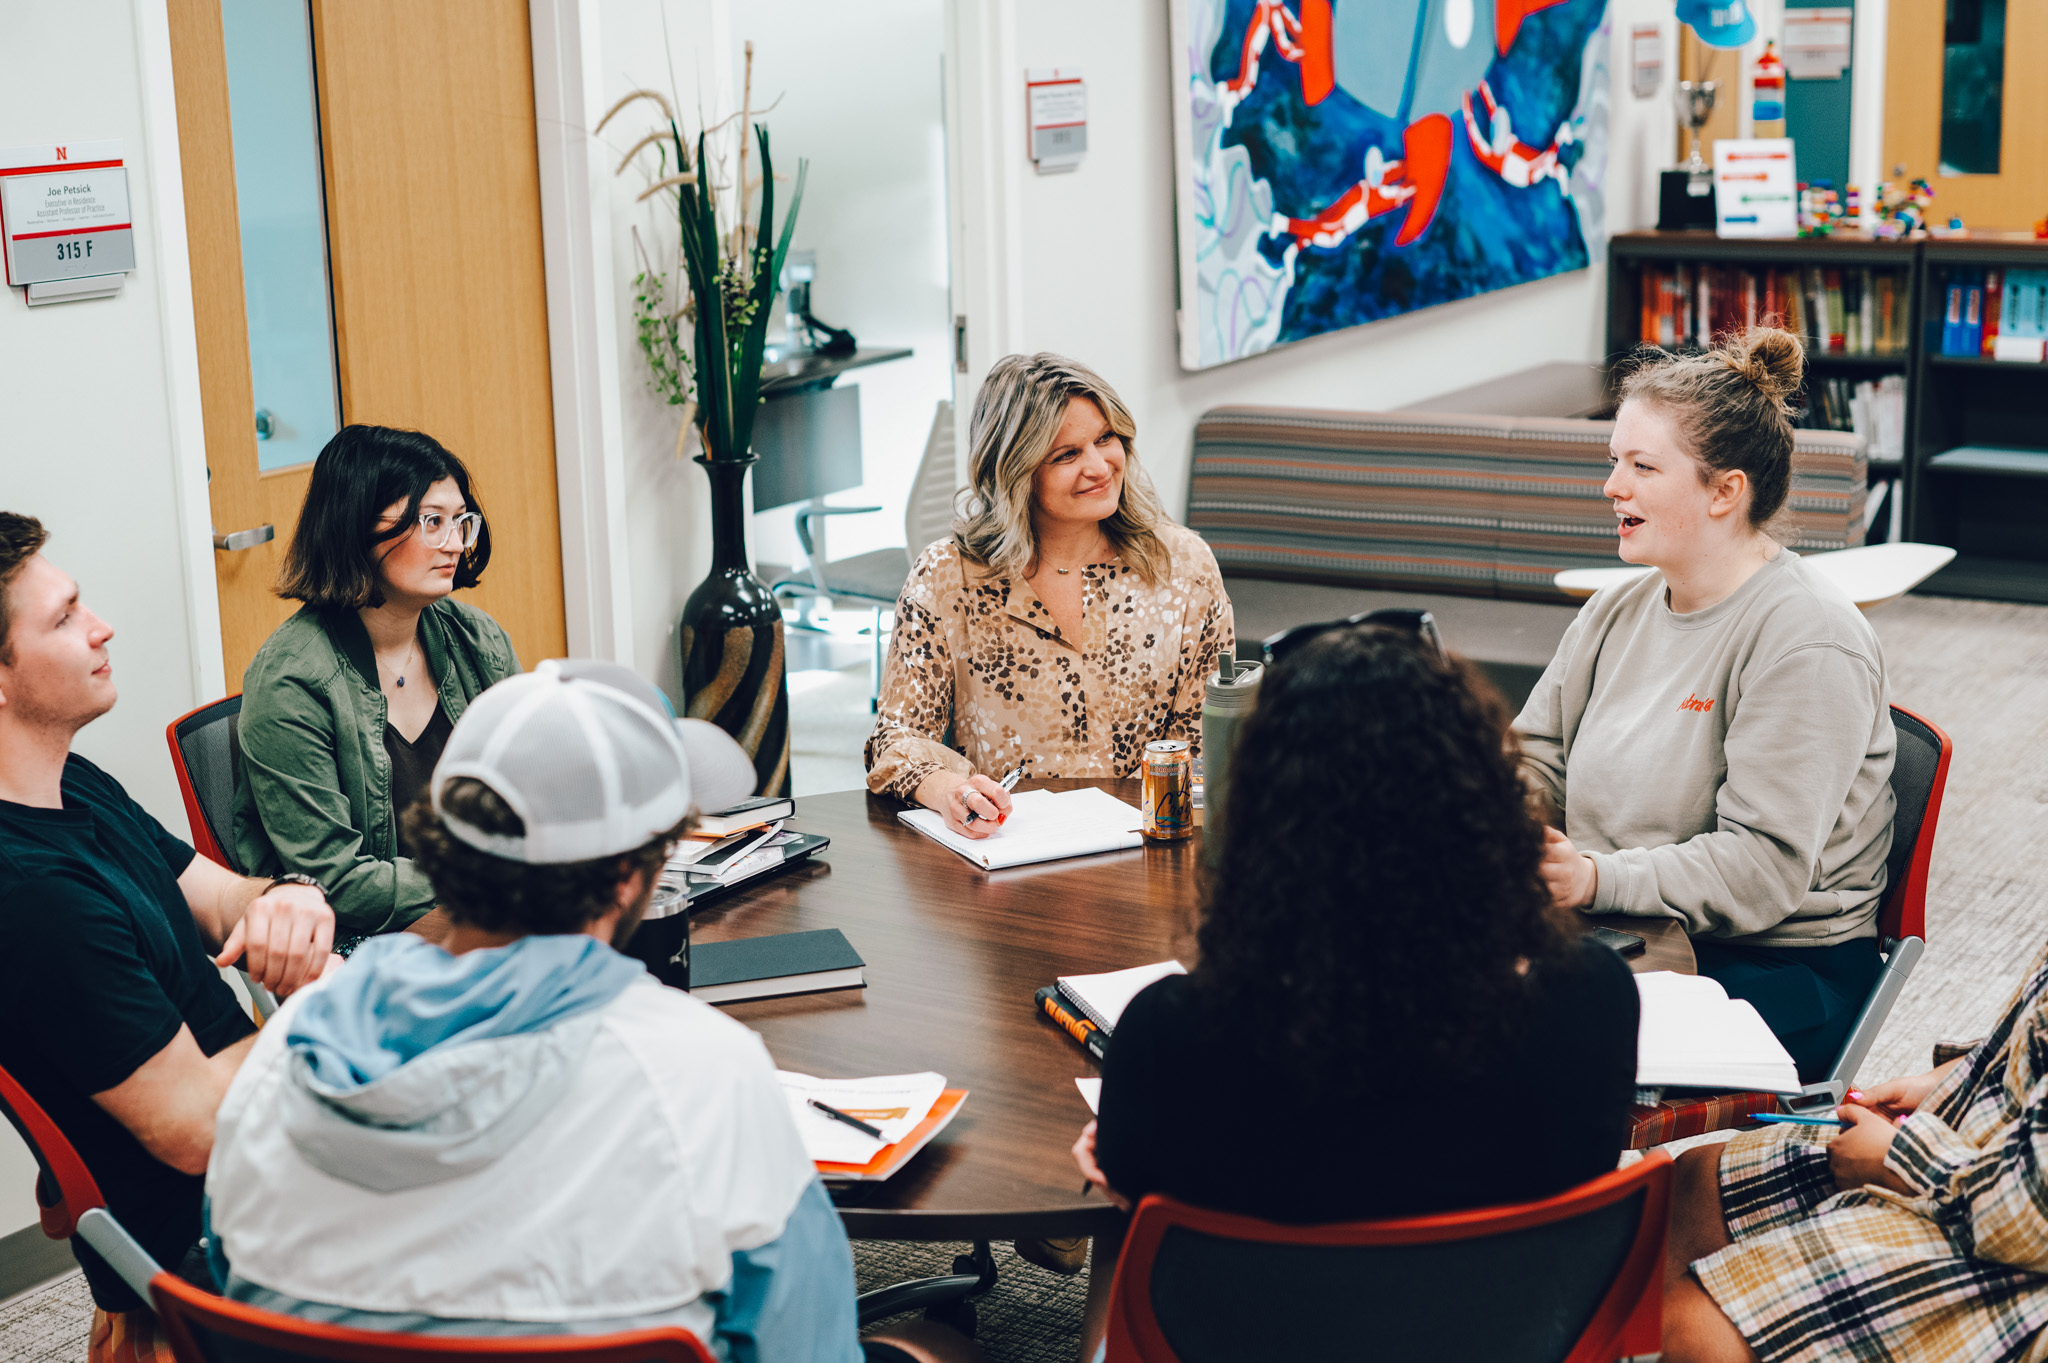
418 511 484 550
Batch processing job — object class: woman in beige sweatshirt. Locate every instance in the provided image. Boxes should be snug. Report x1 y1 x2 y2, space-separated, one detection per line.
1514 327 1896 1082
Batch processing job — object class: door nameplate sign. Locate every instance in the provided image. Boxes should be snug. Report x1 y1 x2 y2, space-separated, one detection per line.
1 141 135 299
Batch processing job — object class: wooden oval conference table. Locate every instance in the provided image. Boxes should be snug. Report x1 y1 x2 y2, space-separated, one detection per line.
691 777 1694 1242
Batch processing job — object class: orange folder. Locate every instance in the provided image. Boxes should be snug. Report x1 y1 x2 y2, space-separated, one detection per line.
816 1089 968 1182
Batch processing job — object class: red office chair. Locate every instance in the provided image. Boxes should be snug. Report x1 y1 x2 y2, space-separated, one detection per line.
166 694 245 871
1102 1151 1672 1363
0 1056 105 1243
1627 703 1954 1146
0 1054 167 1313
151 1275 717 1363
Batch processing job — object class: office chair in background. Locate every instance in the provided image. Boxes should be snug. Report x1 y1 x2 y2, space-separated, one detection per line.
773 401 957 707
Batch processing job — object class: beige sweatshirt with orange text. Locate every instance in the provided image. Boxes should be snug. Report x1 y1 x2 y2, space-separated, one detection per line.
1514 550 1896 947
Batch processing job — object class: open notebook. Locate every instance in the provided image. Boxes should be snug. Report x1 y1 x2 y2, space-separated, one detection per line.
1636 971 1802 1094
1056 960 1186 1034
900 786 1145 870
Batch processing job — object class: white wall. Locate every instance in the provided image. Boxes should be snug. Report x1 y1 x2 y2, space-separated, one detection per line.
954 0 1679 515
0 0 221 1241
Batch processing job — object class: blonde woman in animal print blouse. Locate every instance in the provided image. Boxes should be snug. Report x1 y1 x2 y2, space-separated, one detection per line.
865 353 1234 840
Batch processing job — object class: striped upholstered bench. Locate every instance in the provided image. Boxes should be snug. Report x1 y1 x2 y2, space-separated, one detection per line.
1187 407 1867 606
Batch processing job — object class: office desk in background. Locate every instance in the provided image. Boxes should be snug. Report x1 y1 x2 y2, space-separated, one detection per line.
692 778 1694 1241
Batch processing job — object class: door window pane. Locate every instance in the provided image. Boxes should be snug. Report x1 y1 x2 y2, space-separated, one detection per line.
221 0 340 472
1940 0 2005 176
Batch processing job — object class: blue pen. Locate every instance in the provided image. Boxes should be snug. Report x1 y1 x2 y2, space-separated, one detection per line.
1750 1113 1843 1126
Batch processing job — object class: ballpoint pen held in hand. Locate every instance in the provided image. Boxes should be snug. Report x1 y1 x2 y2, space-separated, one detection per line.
963 765 1023 825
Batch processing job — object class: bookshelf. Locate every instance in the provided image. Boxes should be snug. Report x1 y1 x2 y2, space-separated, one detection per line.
1909 239 2048 603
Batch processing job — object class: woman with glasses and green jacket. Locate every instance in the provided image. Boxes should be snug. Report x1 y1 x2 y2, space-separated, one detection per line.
231 425 519 944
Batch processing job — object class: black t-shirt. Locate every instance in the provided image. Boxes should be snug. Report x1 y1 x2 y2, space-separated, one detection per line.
0 755 255 1309
1095 936 1639 1224
384 701 452 859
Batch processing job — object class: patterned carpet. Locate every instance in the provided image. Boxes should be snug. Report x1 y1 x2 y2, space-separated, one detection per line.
4 591 2044 1363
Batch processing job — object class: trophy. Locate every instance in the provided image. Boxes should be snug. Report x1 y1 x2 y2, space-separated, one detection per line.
1676 80 1720 178
1658 78 1721 229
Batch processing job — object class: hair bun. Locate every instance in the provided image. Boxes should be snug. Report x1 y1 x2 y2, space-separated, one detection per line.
1720 327 1804 405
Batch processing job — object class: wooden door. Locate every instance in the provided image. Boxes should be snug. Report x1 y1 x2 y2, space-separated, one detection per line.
169 0 566 687
309 0 566 665
168 0 303 687
1885 2 2048 230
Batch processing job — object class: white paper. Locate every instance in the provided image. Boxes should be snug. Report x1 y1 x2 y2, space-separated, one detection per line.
1075 1077 1102 1114
1784 9 1852 80
1629 23 1662 99
1713 138 1797 239
899 786 1144 870
1634 972 1801 1093
1058 960 1187 1031
779 1071 946 1166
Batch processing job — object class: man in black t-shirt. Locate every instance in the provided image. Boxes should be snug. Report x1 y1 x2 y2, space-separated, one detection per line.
0 513 336 1341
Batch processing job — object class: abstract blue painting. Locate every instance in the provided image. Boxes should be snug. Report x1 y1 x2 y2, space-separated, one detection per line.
1169 0 1613 368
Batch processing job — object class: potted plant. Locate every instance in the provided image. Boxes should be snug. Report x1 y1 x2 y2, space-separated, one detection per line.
600 47 806 795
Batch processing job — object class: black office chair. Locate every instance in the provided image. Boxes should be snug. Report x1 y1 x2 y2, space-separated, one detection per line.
167 694 246 874
167 694 281 1019
774 401 957 613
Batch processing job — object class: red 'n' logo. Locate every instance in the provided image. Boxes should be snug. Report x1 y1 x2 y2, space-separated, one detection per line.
53 147 67 161
1677 692 1715 713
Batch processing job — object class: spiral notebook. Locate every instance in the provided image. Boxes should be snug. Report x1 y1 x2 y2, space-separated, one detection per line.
898 786 1145 870
1055 960 1187 1034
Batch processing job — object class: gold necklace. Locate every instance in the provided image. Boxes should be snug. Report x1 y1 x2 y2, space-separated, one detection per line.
1047 534 1109 576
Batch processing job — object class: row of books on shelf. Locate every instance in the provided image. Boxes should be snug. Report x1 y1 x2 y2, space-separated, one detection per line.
1638 263 1909 357
1938 268 2048 361
1795 374 1905 463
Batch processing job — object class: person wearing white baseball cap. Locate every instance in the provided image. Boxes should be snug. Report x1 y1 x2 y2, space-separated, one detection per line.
203 661 977 1363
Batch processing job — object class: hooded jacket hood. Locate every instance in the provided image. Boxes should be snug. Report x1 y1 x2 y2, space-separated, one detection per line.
280 933 643 1192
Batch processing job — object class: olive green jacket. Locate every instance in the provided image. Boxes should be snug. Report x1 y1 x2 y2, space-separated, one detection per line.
230 600 520 935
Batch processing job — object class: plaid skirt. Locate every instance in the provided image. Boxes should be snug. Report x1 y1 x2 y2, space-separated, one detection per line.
1692 1123 2048 1363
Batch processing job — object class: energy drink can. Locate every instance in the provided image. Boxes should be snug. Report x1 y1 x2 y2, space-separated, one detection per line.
1143 739 1193 841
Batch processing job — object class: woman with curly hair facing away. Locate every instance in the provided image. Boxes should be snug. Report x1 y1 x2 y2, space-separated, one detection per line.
1071 623 1640 1350
863 353 1233 839
1516 328 1895 1081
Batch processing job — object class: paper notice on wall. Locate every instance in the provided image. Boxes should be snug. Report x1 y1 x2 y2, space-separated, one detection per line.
1784 8 1852 80
1630 24 1663 99
1713 138 1797 238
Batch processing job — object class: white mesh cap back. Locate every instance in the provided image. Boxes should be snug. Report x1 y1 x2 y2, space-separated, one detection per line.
431 660 692 863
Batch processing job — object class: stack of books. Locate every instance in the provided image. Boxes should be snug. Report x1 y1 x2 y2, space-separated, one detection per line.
1947 267 2048 361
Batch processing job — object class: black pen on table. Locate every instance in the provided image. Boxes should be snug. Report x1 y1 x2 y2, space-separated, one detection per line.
963 765 1023 825
808 1098 885 1140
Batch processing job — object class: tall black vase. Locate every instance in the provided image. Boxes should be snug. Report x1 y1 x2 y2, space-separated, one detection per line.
679 455 791 796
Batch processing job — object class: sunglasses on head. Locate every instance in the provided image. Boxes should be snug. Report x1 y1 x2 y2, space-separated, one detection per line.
1261 607 1449 667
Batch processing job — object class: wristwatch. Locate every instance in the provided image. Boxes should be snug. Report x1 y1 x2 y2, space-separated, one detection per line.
266 872 324 895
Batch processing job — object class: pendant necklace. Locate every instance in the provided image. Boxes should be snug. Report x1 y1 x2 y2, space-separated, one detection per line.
392 636 419 689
